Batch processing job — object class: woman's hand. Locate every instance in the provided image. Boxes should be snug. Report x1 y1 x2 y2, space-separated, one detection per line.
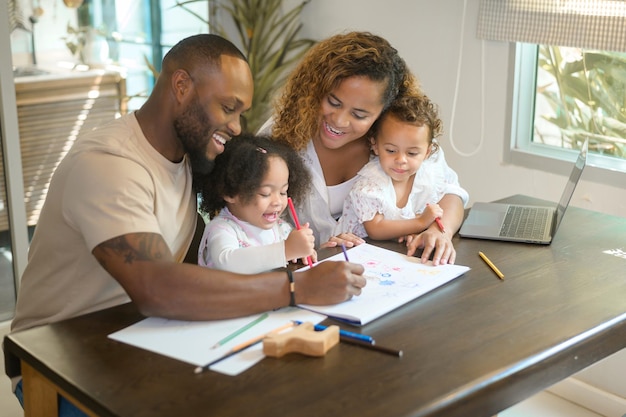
320 232 365 249
401 228 456 266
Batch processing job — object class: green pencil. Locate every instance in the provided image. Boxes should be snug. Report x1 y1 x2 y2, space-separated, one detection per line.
210 312 269 349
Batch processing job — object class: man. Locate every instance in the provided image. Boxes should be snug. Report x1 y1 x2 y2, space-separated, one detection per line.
8 34 365 415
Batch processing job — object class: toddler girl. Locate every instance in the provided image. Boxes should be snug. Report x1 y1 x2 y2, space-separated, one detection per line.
197 134 315 273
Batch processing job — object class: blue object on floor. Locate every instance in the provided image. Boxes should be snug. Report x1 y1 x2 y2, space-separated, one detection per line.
15 380 88 417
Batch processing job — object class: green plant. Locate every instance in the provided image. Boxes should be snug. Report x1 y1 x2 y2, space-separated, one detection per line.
537 46 626 158
174 0 316 133
62 1 108 67
63 23 90 64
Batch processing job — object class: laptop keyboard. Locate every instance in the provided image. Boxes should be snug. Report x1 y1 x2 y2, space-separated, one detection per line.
499 206 550 240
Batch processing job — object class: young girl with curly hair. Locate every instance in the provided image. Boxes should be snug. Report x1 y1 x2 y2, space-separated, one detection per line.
197 134 315 273
336 94 468 240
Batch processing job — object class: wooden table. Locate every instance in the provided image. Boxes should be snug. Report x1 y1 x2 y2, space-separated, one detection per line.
5 195 626 417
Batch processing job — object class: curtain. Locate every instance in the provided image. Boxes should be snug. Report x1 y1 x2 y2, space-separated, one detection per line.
8 0 29 32
477 0 626 52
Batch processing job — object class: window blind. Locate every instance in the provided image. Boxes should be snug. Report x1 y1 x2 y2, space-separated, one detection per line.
477 0 626 52
8 0 29 33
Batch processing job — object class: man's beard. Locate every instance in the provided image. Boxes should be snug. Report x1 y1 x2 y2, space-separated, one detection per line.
174 97 216 176
190 158 215 193
188 152 215 176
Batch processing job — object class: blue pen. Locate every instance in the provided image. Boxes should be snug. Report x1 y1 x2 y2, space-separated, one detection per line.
340 243 350 261
293 321 375 344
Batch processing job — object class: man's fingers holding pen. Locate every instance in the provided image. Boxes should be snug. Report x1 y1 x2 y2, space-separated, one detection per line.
297 261 366 305
346 261 366 296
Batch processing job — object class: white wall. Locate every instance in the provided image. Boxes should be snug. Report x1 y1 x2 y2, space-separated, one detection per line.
297 0 626 406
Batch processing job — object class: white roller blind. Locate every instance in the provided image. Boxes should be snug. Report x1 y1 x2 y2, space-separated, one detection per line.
8 0 29 32
477 0 626 52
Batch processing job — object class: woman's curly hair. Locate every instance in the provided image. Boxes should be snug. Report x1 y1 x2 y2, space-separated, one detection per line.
271 31 420 151
369 93 443 156
198 134 311 219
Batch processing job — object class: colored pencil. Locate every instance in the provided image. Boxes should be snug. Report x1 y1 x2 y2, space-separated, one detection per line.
287 197 313 268
478 251 504 280
196 321 295 374
434 217 446 233
341 337 403 357
292 320 374 344
341 243 350 261
210 312 269 349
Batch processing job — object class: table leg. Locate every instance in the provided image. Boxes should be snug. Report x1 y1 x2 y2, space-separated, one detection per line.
22 361 59 417
21 361 100 417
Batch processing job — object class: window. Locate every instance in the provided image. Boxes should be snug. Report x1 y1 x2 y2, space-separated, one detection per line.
512 43 626 181
478 0 626 183
88 0 209 111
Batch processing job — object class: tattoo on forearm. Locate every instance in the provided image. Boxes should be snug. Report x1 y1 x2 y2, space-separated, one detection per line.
97 234 166 265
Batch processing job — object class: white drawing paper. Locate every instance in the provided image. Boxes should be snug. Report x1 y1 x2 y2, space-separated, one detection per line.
297 243 470 325
108 307 326 375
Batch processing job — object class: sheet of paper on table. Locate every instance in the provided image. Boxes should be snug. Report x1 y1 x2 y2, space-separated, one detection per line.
297 243 470 325
108 307 326 376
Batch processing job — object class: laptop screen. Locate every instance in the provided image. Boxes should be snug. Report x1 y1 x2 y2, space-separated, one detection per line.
554 139 588 231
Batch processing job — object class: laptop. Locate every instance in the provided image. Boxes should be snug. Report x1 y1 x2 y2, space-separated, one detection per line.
459 140 588 244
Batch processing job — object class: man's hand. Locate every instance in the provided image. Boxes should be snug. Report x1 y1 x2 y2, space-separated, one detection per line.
295 260 366 305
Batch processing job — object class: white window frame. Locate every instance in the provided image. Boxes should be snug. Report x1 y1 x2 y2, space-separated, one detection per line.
509 43 626 189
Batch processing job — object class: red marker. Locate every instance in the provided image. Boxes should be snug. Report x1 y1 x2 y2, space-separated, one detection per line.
435 217 445 234
287 197 313 268
426 203 445 234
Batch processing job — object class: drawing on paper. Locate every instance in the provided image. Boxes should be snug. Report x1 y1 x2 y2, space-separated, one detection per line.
297 243 470 325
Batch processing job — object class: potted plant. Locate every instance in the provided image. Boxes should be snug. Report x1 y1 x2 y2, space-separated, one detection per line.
62 0 109 67
537 46 626 158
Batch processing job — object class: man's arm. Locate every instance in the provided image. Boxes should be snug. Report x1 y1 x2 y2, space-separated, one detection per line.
93 232 366 321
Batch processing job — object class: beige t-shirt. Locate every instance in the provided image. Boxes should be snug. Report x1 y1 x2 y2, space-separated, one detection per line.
11 113 196 332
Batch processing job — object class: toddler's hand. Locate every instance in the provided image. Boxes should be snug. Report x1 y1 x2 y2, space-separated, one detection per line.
423 203 444 223
285 223 315 263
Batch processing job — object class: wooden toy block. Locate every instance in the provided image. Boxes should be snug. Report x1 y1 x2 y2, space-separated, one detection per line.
263 322 339 358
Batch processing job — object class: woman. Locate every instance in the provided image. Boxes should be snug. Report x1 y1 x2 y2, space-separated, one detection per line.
261 31 467 265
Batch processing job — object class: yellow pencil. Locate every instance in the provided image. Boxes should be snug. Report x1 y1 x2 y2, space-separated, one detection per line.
478 251 504 280
229 321 295 351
